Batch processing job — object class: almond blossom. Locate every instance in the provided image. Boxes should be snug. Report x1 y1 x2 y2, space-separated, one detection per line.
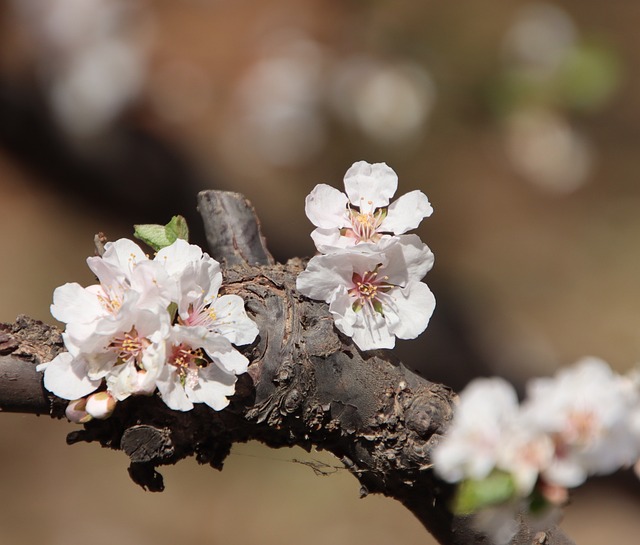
305 161 432 253
432 377 523 485
522 356 640 487
432 357 640 544
296 235 435 350
38 236 259 416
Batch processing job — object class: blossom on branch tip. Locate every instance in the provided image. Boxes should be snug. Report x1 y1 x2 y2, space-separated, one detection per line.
296 235 435 350
432 357 640 543
305 161 432 253
522 356 640 487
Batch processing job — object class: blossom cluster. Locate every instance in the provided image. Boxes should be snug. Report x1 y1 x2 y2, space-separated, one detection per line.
296 160 435 350
37 237 258 421
432 357 640 544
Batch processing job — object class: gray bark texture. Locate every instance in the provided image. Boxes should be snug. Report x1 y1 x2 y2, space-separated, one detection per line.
0 190 576 545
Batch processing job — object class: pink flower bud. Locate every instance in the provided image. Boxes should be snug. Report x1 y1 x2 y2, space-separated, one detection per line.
65 398 93 423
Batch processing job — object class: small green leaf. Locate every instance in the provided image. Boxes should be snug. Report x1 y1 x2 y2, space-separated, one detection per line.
451 471 517 515
165 215 189 244
134 216 189 251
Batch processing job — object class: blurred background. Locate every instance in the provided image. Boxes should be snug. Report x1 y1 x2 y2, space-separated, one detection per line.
1 1 639 544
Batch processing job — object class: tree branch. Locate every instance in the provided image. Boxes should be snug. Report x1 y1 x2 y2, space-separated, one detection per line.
0 191 576 545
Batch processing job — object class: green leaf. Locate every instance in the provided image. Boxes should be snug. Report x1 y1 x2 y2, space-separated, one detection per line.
165 215 189 244
451 471 517 515
134 216 189 251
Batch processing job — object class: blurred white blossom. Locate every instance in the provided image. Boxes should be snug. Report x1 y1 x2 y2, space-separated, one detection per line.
11 0 149 138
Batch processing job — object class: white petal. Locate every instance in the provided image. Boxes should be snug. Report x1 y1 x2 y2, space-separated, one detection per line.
380 235 434 285
187 365 237 411
327 287 354 336
543 459 587 488
86 257 126 292
41 352 101 400
129 260 175 311
385 282 435 340
305 184 349 229
84 351 117 381
382 190 433 234
351 310 395 350
310 228 352 253
210 295 259 345
154 238 205 276
331 296 395 350
51 283 104 324
296 254 353 302
343 161 398 212
205 340 250 375
101 238 148 276
156 365 193 411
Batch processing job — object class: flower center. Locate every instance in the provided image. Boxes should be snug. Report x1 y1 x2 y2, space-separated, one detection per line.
180 302 218 329
564 409 598 444
168 343 207 388
110 327 150 367
348 268 392 314
98 292 122 315
345 206 386 243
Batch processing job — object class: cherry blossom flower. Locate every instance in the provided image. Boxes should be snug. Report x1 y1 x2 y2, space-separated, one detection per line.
522 356 640 487
433 378 521 485
296 235 434 350
305 161 432 253
38 236 259 416
155 324 248 411
155 238 259 345
432 356 640 543
40 303 169 401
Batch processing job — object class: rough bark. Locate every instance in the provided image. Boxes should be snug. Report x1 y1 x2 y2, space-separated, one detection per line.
0 191 576 545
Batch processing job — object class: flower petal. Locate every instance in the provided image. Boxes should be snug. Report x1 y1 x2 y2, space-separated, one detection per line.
379 235 434 285
206 340 250 375
296 254 354 302
100 238 148 277
154 238 204 276
305 184 349 229
343 161 398 212
382 190 433 234
330 293 395 350
51 283 105 324
210 294 259 346
40 352 101 400
156 365 193 411
187 365 237 411
310 227 349 253
385 282 435 340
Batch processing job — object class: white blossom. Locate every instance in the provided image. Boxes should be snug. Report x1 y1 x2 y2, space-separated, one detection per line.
305 161 432 253
433 378 521 484
296 235 434 350
155 325 245 411
38 237 259 416
522 356 640 487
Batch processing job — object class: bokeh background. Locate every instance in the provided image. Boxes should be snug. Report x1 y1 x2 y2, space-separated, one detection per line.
1 1 639 544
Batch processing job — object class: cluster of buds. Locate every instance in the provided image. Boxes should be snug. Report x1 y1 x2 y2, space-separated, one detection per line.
37 222 258 422
296 161 435 350
433 357 640 544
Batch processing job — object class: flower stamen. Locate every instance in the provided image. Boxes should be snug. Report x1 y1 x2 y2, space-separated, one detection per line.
109 327 150 367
